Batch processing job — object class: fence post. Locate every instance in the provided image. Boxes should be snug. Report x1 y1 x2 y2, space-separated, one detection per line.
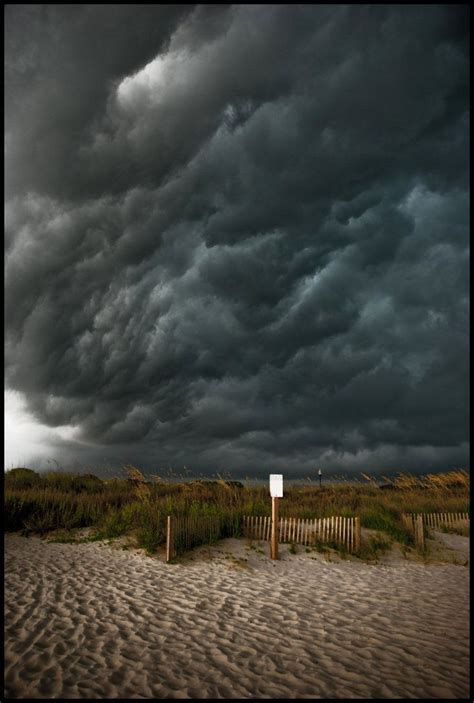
416 514 425 550
271 497 279 560
166 515 174 563
354 516 361 552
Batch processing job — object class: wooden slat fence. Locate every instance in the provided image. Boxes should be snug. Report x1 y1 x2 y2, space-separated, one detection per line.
166 513 242 562
403 511 469 532
402 512 470 549
243 515 361 553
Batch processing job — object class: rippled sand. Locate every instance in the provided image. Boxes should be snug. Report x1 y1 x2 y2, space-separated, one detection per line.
4 533 470 699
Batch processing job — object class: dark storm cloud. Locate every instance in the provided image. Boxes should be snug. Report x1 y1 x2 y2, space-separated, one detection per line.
5 4 469 475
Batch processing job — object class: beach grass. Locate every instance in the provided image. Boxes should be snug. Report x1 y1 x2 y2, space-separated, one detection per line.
4 467 469 554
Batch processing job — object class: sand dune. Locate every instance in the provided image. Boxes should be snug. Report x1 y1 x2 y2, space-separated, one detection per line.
4 533 470 699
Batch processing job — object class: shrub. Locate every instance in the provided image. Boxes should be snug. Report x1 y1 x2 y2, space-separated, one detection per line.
5 468 41 489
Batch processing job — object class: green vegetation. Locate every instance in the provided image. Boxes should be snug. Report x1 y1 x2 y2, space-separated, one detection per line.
356 534 393 562
4 467 469 556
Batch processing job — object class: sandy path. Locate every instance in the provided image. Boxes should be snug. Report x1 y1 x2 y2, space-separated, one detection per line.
4 534 470 699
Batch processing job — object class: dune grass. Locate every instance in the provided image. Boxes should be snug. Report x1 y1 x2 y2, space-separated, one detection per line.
4 467 469 555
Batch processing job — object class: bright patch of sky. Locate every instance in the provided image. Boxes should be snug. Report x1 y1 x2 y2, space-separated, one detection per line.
4 390 77 470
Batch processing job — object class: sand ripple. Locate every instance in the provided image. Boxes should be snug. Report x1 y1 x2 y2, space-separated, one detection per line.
4 534 469 699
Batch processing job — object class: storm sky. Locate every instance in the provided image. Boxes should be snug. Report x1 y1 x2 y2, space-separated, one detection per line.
4 4 469 477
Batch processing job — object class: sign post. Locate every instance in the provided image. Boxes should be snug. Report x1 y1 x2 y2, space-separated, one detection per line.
269 474 283 560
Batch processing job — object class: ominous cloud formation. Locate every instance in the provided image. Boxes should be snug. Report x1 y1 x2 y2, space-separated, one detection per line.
5 5 469 476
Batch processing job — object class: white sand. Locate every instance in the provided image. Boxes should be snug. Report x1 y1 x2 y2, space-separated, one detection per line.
4 533 470 699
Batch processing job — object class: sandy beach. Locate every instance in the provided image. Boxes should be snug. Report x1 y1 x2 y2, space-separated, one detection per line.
4 532 470 699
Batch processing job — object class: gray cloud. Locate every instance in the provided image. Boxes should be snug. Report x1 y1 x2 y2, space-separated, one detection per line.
5 5 469 476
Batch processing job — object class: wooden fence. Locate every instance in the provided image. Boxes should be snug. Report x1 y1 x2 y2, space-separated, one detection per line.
243 515 361 553
402 511 469 532
166 513 242 562
402 511 470 549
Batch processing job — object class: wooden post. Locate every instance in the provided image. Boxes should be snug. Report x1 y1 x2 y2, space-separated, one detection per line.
354 516 361 552
166 515 174 563
271 497 279 560
416 514 425 550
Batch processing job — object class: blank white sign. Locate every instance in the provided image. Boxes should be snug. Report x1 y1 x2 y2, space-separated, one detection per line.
269 474 283 497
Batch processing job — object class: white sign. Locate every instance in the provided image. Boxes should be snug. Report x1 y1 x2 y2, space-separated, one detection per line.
269 474 283 498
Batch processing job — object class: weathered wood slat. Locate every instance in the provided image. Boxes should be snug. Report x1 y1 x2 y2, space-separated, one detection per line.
355 516 361 552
